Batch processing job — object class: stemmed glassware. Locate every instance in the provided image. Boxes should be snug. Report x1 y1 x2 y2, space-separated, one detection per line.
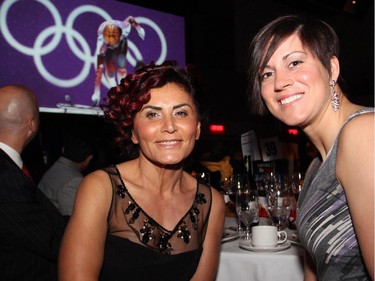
225 174 241 203
235 174 259 240
290 172 304 201
267 205 290 231
288 172 304 229
265 173 291 231
222 174 245 233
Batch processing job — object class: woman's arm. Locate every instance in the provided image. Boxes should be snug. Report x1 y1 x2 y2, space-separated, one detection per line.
336 113 374 279
304 250 318 281
191 188 226 281
58 170 113 281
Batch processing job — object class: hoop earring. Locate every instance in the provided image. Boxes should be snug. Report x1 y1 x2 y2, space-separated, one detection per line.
330 80 340 112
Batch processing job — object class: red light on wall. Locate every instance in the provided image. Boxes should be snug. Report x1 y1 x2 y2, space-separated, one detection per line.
209 124 225 134
288 128 299 136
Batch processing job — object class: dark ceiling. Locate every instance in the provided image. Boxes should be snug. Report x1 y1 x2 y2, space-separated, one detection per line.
121 0 374 124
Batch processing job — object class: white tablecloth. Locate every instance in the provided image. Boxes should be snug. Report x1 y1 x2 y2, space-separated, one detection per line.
215 217 304 281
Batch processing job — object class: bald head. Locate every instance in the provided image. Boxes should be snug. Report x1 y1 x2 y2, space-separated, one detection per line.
0 85 39 152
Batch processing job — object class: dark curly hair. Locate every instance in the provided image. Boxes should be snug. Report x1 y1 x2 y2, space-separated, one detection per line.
100 60 207 158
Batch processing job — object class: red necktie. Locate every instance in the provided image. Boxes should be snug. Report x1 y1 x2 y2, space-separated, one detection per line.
22 165 33 181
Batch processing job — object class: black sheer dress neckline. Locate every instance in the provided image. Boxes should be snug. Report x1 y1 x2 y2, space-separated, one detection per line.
99 165 212 281
113 164 199 234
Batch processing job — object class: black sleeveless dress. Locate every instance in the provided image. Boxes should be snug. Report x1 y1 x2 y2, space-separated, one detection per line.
99 165 212 281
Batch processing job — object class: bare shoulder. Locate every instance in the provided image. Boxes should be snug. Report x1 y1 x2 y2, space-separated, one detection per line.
341 110 373 133
78 169 111 194
338 111 374 151
337 111 374 185
73 169 113 215
210 186 225 204
210 186 226 216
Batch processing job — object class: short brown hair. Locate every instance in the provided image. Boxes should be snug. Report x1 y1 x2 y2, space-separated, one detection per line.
247 15 345 115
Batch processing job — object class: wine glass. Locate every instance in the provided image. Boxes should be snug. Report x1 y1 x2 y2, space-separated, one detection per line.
266 173 291 230
226 174 241 203
264 172 281 207
287 173 303 229
223 174 247 233
235 176 259 240
290 172 304 201
267 205 291 231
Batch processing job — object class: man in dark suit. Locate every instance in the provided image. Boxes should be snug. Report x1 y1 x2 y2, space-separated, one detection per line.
0 85 68 281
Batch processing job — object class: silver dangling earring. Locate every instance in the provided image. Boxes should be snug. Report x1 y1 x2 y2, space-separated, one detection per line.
330 80 340 112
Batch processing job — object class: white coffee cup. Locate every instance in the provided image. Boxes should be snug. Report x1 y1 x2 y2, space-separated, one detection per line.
251 225 287 248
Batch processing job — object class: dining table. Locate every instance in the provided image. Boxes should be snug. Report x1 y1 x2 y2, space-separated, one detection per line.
215 216 305 281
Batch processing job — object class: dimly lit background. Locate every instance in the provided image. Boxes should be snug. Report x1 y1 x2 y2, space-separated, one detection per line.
123 0 374 126
18 0 374 181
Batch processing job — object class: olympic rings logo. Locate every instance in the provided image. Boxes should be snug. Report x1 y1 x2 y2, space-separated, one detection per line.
0 0 167 89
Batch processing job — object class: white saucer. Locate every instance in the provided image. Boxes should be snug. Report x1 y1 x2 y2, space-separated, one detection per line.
222 228 240 243
288 233 303 247
239 239 291 252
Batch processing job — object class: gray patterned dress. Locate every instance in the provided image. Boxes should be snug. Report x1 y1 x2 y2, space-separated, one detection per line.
297 107 374 280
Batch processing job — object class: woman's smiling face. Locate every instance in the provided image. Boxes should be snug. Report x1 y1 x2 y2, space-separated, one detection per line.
260 33 335 127
131 82 201 166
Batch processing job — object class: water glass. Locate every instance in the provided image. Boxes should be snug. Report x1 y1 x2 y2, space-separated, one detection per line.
235 176 259 239
265 173 291 230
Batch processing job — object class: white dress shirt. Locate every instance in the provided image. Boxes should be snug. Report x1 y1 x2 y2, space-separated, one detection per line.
0 142 23 169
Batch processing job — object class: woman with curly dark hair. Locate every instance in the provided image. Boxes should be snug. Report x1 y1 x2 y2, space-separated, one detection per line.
58 61 225 281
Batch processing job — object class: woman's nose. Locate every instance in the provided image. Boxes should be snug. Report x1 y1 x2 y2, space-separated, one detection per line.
274 73 293 91
161 116 177 133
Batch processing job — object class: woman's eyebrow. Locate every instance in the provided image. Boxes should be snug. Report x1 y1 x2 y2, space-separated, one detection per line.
262 51 307 70
173 103 192 110
283 50 306 60
141 105 161 112
141 103 192 112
